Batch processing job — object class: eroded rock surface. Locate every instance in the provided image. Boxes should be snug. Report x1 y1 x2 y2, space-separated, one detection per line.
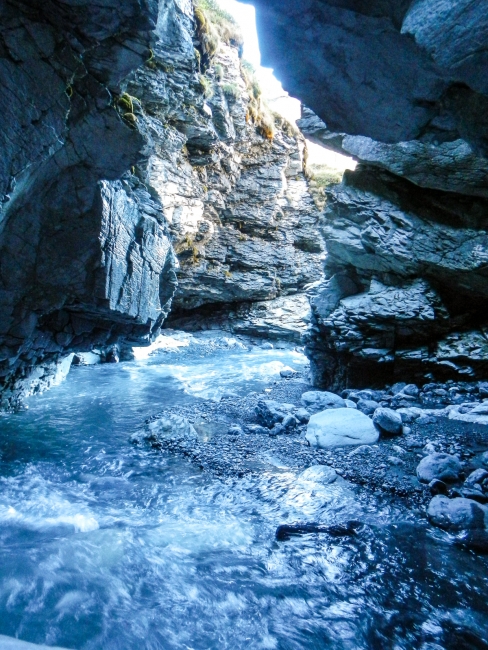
0 0 324 406
244 0 488 390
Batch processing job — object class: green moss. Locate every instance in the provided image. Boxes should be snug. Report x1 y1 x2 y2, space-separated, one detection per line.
214 63 224 81
195 0 243 48
306 162 344 209
199 74 214 98
221 82 240 100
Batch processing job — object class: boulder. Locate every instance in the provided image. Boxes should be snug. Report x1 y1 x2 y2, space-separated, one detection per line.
306 408 379 448
300 465 337 484
132 414 198 445
372 407 403 435
402 384 420 398
481 451 488 468
256 400 294 428
464 469 488 490
344 399 358 409
301 390 346 414
294 408 311 423
356 399 379 415
280 367 297 378
416 453 462 483
427 496 488 531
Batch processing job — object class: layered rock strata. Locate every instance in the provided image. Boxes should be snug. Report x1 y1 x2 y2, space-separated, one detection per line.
0 0 324 406
246 0 488 388
0 0 181 407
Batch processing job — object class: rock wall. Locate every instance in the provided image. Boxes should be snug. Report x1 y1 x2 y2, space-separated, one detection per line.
119 10 325 339
247 0 488 388
0 0 186 407
0 0 324 406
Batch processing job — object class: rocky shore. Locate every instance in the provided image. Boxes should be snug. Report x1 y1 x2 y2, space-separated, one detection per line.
132 342 488 551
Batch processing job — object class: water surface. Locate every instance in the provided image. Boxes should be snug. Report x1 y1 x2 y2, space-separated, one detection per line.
0 335 486 649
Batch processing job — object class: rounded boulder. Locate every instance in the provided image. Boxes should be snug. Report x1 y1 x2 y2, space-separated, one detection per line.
372 407 403 435
300 465 337 484
305 408 379 449
301 390 345 414
416 453 462 483
427 495 488 531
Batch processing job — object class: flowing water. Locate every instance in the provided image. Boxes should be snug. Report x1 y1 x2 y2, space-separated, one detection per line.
0 334 486 650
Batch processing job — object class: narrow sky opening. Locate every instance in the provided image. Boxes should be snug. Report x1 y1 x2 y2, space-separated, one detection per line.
217 0 356 170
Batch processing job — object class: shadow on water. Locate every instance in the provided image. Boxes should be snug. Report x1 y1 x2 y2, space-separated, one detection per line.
0 340 486 649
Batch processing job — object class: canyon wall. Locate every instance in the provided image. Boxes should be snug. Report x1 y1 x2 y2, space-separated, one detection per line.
0 0 323 406
247 0 488 388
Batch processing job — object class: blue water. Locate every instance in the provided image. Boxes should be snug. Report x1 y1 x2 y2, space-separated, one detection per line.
0 335 486 649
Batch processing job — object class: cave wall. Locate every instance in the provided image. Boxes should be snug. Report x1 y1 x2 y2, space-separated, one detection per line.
247 0 488 388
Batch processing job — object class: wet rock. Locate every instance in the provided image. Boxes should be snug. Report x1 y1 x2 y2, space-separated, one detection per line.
427 496 488 531
481 451 488 468
294 408 311 424
429 479 449 496
306 408 379 449
275 520 361 541
300 465 337 484
133 415 198 446
255 400 294 427
356 399 379 415
301 390 345 414
228 424 244 436
372 407 403 435
464 469 488 490
417 453 463 484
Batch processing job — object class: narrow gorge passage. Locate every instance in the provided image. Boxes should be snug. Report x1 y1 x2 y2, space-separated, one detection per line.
1 0 488 648
0 335 486 649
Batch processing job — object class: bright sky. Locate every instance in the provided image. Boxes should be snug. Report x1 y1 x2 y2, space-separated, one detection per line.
218 0 355 170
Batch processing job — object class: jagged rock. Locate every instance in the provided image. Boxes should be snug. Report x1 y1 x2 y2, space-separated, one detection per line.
372 408 403 435
251 1 488 152
132 414 198 446
427 496 488 531
299 465 337 484
0 0 181 406
306 408 379 448
417 453 463 484
168 292 314 342
255 399 294 428
301 390 345 414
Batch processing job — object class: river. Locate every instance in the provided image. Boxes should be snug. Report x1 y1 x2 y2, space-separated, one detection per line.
0 333 486 649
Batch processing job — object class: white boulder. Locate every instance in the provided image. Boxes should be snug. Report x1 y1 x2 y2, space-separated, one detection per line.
305 408 379 448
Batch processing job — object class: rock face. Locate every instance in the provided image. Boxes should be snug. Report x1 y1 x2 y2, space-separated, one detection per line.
0 0 324 406
157 40 324 331
0 0 179 407
246 0 488 389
